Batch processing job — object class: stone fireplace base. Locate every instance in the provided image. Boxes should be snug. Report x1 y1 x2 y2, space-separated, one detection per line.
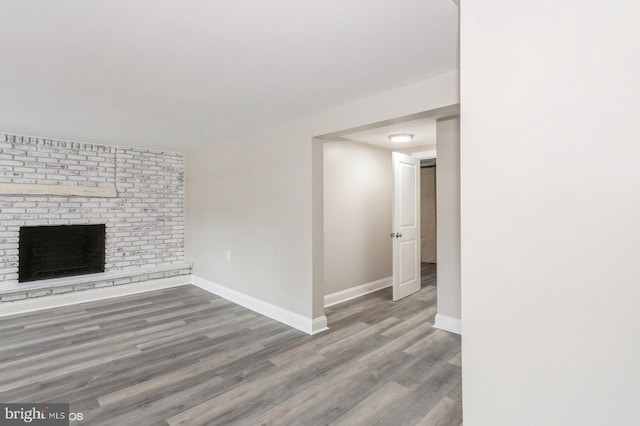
0 262 191 303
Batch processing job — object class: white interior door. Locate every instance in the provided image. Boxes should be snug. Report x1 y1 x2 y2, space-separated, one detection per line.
392 152 421 301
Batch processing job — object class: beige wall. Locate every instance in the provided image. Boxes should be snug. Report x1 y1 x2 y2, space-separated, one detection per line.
461 1 640 425
323 141 392 296
186 130 312 317
435 117 461 321
186 70 459 321
421 166 437 263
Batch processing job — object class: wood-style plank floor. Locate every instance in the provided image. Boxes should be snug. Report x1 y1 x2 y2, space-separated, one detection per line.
0 263 461 425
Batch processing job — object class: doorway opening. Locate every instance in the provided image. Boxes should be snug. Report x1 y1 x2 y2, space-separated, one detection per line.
420 156 438 291
312 104 460 332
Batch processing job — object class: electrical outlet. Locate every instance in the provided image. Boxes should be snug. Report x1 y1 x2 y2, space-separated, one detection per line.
226 250 231 261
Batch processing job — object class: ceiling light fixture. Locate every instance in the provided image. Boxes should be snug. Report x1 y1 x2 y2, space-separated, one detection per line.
388 133 414 143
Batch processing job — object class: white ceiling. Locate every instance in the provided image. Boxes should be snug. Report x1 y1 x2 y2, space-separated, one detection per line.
341 117 438 150
0 1 459 151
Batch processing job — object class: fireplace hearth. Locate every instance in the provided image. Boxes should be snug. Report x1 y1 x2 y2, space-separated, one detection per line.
18 224 106 283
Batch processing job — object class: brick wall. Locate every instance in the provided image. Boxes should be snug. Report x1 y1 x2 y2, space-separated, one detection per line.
0 133 186 289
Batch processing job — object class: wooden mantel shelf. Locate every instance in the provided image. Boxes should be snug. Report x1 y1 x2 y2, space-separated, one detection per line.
0 183 117 198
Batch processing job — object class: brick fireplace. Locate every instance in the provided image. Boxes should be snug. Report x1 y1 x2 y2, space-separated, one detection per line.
0 133 191 303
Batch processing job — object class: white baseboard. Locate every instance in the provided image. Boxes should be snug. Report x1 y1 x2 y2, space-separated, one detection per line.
434 313 462 335
324 276 392 308
191 275 328 335
0 275 191 318
311 316 329 334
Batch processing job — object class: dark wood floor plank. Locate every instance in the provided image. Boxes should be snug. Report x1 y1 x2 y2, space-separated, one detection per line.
0 262 462 425
416 396 463 426
0 319 187 379
165 353 327 425
376 363 462 425
331 380 411 426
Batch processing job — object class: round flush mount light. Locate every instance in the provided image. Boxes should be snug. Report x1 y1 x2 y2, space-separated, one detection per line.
388 133 414 143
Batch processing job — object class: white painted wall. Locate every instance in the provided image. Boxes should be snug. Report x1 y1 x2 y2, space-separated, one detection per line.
435 117 461 323
323 141 392 296
461 1 640 425
186 71 459 321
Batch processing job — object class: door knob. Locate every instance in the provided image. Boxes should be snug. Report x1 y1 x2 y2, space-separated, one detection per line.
396 232 403 238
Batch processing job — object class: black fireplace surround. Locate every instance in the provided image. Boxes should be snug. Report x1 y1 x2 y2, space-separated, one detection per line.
19 224 106 283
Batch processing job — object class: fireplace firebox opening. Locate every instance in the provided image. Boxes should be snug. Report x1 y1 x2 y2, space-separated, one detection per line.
18 224 106 283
